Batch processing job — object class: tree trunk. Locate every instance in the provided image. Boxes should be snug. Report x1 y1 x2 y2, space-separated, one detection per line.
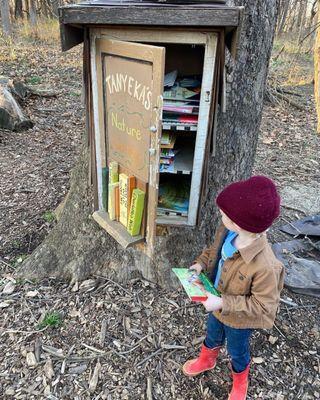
29 0 37 26
0 0 12 36
14 0 23 19
0 78 34 131
16 0 279 286
314 0 320 134
277 0 290 34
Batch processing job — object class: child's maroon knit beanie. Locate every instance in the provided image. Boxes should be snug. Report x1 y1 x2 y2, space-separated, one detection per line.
216 175 280 233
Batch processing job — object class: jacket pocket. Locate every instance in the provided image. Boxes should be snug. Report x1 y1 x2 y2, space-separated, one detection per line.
229 271 252 295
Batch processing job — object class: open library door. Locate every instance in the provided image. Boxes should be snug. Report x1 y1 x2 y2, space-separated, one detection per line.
91 37 165 254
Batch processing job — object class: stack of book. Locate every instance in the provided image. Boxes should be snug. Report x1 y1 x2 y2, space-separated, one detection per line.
160 133 178 173
163 71 201 130
107 161 145 236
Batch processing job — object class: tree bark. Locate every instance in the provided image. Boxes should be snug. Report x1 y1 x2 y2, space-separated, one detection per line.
314 0 320 134
14 0 23 19
0 0 12 36
29 0 37 26
16 0 280 286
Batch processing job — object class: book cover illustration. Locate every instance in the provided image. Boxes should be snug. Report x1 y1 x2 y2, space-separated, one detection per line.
172 268 220 302
127 188 145 236
158 176 190 213
119 173 129 227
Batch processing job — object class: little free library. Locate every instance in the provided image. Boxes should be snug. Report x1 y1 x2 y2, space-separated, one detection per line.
59 0 243 257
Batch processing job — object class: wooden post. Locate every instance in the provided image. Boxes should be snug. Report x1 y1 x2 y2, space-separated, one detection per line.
314 0 320 134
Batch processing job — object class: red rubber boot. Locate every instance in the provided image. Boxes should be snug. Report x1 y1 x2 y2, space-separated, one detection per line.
228 364 250 400
182 344 221 377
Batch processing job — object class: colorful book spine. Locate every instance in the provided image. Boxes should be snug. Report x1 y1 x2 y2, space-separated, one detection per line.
102 167 108 211
115 185 120 221
127 188 145 236
127 176 136 214
109 161 119 184
108 182 118 220
119 173 129 227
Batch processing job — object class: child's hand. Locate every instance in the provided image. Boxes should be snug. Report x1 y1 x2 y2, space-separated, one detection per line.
201 292 223 312
189 263 203 275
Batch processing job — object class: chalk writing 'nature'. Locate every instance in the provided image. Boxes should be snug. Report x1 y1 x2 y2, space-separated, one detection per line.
111 112 142 141
105 74 152 111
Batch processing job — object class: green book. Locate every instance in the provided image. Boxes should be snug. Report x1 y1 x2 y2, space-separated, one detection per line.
172 268 220 302
109 161 119 184
127 188 145 236
102 167 108 211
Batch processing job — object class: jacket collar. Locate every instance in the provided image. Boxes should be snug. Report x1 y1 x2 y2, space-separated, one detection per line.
238 233 268 264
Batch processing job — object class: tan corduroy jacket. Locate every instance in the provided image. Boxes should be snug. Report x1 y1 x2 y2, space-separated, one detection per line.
195 225 284 329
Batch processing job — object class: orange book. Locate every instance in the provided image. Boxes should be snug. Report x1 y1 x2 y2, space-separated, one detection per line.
128 176 136 214
115 185 120 221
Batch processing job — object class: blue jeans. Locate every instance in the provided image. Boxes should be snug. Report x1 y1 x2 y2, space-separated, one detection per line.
205 313 252 373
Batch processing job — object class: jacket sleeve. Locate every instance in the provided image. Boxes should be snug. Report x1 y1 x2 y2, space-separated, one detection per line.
193 224 227 272
221 261 284 320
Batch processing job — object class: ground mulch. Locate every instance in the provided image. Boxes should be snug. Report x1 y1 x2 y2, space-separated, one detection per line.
0 37 319 399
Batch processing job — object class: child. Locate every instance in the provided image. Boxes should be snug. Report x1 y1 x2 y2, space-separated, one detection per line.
183 175 284 400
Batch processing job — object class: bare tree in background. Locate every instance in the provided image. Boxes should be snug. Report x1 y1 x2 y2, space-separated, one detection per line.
0 0 12 36
14 0 23 19
29 0 37 25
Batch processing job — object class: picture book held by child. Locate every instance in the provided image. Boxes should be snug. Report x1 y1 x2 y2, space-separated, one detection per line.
178 175 284 400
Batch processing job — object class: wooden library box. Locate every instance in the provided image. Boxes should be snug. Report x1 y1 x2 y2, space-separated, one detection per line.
59 0 242 254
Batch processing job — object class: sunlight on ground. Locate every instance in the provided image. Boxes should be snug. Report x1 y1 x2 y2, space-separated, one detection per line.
272 34 314 86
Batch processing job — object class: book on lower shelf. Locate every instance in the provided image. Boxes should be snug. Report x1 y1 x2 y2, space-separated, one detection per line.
172 268 220 302
127 188 145 236
158 176 190 214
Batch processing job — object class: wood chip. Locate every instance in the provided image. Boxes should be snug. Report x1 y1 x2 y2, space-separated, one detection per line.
88 360 101 393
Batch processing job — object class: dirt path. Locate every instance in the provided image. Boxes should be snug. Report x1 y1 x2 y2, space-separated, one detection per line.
0 40 319 399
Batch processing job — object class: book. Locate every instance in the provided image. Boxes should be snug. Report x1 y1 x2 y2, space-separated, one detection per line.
127 188 145 236
172 268 220 302
108 182 119 220
127 176 136 213
158 177 190 213
109 161 119 184
160 132 176 149
119 173 129 227
102 167 108 211
115 185 120 221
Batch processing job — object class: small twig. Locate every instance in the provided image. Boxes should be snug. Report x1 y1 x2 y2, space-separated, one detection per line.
82 343 106 354
119 330 158 355
280 297 298 307
0 259 15 270
136 348 162 368
93 274 132 295
305 236 320 252
274 324 286 338
100 319 107 347
1 326 48 336
146 377 153 400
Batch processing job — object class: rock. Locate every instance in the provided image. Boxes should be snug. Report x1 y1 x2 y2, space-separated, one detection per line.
281 182 320 215
26 290 39 297
2 280 16 294
268 335 278 345
252 356 264 364
5 388 15 395
26 352 37 367
44 358 55 380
